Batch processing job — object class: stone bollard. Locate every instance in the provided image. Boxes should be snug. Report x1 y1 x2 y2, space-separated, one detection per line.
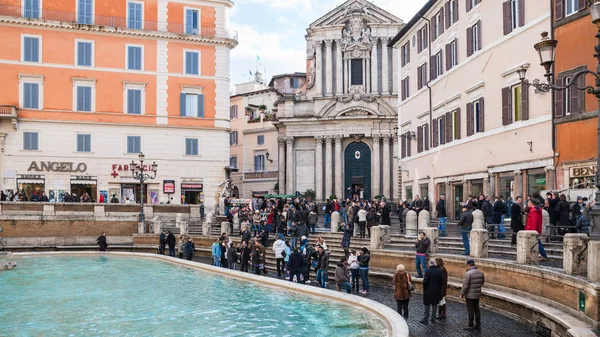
190 205 201 219
43 204 55 216
93 205 105 216
331 211 341 233
180 220 189 236
563 233 589 275
517 230 540 264
233 212 240 233
206 213 214 225
153 218 163 235
470 229 489 258
542 210 550 241
221 222 230 236
370 225 391 250
138 221 145 234
421 227 439 253
202 222 211 236
418 210 431 229
406 210 418 236
472 210 485 230
176 213 183 228
588 241 600 282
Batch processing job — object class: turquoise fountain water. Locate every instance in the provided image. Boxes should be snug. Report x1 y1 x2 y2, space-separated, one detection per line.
0 255 389 336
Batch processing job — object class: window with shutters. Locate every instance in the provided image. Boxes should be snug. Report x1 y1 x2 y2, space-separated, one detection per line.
126 89 142 114
126 45 143 70
417 124 430 153
437 116 446 145
417 26 428 53
76 134 91 152
474 99 484 133
502 83 528 125
254 154 266 172
229 156 238 169
446 39 458 71
22 82 40 109
185 8 200 35
503 0 525 35
230 131 238 145
126 136 141 154
75 40 93 67
566 0 582 16
230 105 238 119
417 63 428 90
350 59 364 85
185 138 199 156
451 109 461 140
447 0 458 26
180 92 205 117
467 21 481 57
127 1 143 29
432 10 444 41
466 0 481 12
257 135 265 145
512 84 522 122
184 50 200 75
401 42 410 66
564 76 572 114
22 35 41 63
401 77 410 100
290 78 299 88
555 67 586 117
401 133 411 158
431 51 443 80
23 132 39 151
77 0 93 24
511 0 519 29
24 0 41 19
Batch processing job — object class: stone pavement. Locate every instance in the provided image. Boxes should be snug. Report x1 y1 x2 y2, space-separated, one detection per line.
190 256 535 337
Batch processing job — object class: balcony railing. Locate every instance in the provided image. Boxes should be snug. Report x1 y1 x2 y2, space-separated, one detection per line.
0 4 238 41
244 171 278 180
0 105 17 118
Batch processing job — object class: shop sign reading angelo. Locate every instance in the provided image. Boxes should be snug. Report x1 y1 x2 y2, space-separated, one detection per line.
28 161 87 173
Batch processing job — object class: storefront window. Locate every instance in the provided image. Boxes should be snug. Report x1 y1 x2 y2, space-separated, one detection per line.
71 178 97 202
498 175 513 200
570 177 596 189
16 176 45 200
405 185 413 201
527 172 546 196
121 184 148 204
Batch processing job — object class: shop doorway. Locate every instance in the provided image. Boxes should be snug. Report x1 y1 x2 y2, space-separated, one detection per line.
71 182 97 202
344 142 371 200
454 184 463 220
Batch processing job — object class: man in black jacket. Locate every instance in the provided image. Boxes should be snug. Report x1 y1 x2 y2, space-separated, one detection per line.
458 206 474 255
166 231 176 257
415 232 430 278
380 201 391 226
436 196 447 237
324 200 333 229
289 248 305 283
510 197 524 245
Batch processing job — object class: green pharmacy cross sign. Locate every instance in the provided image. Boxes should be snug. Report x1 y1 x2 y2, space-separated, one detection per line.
579 290 586 312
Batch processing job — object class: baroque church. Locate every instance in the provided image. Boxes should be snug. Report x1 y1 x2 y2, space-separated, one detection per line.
275 0 403 202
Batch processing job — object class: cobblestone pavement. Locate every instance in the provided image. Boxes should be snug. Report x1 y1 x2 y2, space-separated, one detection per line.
191 256 535 337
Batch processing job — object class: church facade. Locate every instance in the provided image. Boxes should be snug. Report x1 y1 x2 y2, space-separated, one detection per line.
275 0 403 202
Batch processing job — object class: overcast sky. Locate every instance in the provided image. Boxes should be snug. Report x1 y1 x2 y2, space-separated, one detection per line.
229 0 428 87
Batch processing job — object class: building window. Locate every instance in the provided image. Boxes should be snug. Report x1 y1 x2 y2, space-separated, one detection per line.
24 0 40 19
504 0 524 35
76 41 93 66
467 21 481 57
185 8 200 35
431 50 443 81
76 86 92 112
417 63 427 90
405 185 413 201
126 89 142 114
127 2 143 29
350 59 363 85
127 45 143 70
401 42 410 66
400 132 411 158
77 0 93 24
229 156 238 169
447 39 458 70
230 105 238 119
290 78 299 88
512 84 522 122
401 76 410 100
417 123 430 153
127 136 141 153
22 82 40 109
76 134 91 152
184 51 200 75
566 0 581 16
257 135 265 145
185 138 199 156
23 132 39 151
556 67 586 117
432 10 444 41
502 83 528 125
254 154 266 172
417 25 428 53
23 35 40 62
179 92 205 117
467 98 485 136
466 0 481 12
445 0 458 27
230 131 238 145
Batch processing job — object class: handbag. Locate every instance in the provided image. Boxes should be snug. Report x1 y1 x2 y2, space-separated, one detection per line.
408 283 415 292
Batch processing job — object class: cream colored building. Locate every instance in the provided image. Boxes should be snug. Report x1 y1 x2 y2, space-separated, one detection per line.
390 0 553 219
230 72 305 198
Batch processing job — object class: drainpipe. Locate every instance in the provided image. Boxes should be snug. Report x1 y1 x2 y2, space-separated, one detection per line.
417 13 434 151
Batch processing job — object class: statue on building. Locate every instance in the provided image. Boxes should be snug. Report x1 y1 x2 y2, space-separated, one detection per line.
306 47 317 90
218 179 234 198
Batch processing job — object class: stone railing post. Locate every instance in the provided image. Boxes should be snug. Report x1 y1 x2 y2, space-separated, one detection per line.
153 218 163 235
542 209 550 241
202 221 211 236
563 233 589 275
406 210 418 236
421 227 439 253
517 230 539 264
233 212 240 234
470 229 489 258
190 205 201 219
588 241 600 282
472 210 485 229
418 210 430 230
331 211 341 232
42 204 55 216
370 225 391 250
221 222 230 236
94 204 105 216
206 213 214 225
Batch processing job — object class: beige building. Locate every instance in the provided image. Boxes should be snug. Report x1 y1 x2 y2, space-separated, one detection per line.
229 72 305 198
390 0 553 219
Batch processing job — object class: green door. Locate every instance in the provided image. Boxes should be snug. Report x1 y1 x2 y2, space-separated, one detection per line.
344 142 371 200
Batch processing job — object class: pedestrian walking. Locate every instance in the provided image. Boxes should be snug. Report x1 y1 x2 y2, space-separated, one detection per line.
458 205 474 255
525 198 548 261
316 245 330 288
415 232 430 278
273 234 286 277
393 264 412 319
460 259 485 331
435 257 448 319
420 259 443 324
166 231 176 257
211 238 222 266
510 196 524 245
358 247 370 294
184 237 195 261
96 232 108 251
436 196 447 237
177 236 185 259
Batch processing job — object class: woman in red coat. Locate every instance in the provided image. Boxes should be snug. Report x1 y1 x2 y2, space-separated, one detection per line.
525 199 547 260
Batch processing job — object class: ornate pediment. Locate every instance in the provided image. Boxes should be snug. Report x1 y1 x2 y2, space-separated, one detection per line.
309 0 403 29
317 96 396 119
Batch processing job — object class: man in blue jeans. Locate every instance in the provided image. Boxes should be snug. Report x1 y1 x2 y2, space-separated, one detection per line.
324 200 333 229
316 245 329 288
436 195 447 237
458 205 474 255
415 232 430 278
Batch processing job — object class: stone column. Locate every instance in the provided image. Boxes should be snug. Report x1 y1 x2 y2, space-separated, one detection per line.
392 48 398 94
372 135 381 198
285 137 295 194
278 137 286 194
325 136 333 199
563 233 589 275
324 39 333 97
335 40 343 95
345 58 351 93
517 230 539 264
365 58 371 93
315 40 323 97
393 134 399 200
371 38 379 94
314 136 323 202
334 135 343 199
382 135 391 199
470 229 489 258
381 37 390 95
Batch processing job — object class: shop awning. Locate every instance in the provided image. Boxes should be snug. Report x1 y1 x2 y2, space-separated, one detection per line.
17 178 45 184
70 179 97 185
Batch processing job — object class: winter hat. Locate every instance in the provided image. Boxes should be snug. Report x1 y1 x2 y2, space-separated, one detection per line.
466 259 475 266
428 259 437 267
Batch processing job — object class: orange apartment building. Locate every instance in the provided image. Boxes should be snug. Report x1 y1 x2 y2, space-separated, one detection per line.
553 0 598 200
0 0 237 208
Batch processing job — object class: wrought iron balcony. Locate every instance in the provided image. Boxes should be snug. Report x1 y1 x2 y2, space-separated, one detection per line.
0 4 238 41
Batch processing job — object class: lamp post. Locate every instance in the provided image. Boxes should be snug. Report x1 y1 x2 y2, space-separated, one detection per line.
518 0 600 241
393 124 401 201
130 152 158 232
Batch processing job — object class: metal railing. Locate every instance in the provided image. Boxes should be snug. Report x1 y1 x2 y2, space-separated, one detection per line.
0 4 238 41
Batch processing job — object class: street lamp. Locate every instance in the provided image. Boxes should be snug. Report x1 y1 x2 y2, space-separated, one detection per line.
130 152 157 229
519 5 600 240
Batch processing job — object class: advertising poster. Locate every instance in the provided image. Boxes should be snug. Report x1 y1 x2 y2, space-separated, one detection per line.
99 190 108 203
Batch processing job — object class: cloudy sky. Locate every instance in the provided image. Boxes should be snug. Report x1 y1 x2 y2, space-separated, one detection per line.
229 0 428 87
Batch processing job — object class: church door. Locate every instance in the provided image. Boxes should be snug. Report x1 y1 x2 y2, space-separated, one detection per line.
344 142 371 201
